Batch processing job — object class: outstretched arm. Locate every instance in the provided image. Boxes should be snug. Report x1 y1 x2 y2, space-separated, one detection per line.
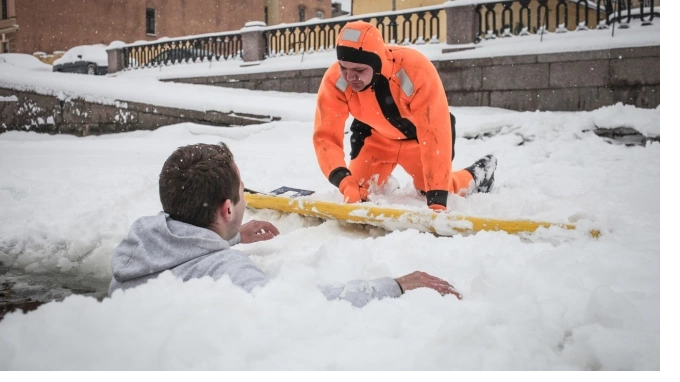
319 271 462 308
318 277 402 308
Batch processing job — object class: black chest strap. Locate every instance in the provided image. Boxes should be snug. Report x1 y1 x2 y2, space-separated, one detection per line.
371 74 417 141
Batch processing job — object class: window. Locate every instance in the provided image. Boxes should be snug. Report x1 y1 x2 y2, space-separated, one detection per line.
298 8 305 22
264 6 268 25
2 0 8 20
316 11 323 19
146 8 156 35
2 42 8 53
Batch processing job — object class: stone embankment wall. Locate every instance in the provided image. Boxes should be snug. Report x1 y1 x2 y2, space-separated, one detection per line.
168 46 659 112
0 88 279 136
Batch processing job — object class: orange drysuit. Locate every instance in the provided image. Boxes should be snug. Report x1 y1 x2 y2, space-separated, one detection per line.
313 21 473 209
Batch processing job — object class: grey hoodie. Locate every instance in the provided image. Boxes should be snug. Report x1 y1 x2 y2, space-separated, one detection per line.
109 212 402 307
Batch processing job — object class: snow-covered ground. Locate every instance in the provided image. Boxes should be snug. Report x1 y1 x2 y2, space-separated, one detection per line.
0 12 667 371
0 102 662 370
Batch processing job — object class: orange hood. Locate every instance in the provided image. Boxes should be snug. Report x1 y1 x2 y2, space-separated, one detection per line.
336 21 390 78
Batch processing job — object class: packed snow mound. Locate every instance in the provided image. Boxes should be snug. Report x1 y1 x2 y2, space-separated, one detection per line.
0 53 52 71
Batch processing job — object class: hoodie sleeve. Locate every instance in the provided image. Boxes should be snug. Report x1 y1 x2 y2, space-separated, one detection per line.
318 277 402 308
189 249 270 293
211 252 402 307
190 250 402 307
313 64 351 180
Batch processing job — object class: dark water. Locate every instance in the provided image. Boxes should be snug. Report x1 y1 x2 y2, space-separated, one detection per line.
0 267 108 321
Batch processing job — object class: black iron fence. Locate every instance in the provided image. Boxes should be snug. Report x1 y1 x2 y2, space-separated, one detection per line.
476 0 659 39
122 32 241 69
119 0 659 70
608 0 659 25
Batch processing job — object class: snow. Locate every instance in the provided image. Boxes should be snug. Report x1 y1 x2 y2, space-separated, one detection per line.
0 9 667 371
0 56 316 120
0 104 662 370
107 41 127 49
0 53 52 71
52 44 109 67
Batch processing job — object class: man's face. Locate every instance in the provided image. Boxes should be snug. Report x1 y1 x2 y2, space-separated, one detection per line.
339 60 374 91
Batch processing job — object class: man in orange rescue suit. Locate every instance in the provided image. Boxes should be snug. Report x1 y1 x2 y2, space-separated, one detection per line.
313 21 497 211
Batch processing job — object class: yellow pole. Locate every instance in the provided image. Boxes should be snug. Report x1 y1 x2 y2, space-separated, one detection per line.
245 193 600 238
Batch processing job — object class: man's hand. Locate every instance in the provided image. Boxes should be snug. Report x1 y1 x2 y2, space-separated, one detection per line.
395 271 462 300
239 220 280 244
339 175 369 203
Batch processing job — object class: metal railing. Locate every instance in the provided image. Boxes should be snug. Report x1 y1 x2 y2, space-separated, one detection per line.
608 0 659 26
263 8 444 58
119 0 659 69
122 32 242 70
476 0 659 39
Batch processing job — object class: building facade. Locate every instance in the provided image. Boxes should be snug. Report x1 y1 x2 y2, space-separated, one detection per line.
265 0 333 25
331 1 350 18
12 0 267 55
0 0 17 53
10 0 332 56
353 0 444 15
7 0 658 56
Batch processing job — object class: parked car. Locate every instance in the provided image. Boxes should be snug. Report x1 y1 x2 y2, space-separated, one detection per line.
149 48 213 66
52 44 108 75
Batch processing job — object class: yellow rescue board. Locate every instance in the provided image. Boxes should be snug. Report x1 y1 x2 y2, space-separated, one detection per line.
245 193 600 238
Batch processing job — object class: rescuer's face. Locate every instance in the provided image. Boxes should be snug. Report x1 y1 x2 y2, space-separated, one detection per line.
339 60 374 91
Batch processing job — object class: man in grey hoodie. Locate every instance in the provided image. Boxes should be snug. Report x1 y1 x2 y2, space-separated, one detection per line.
109 142 462 307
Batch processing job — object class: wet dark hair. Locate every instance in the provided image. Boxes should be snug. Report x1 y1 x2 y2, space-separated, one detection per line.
159 142 240 228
